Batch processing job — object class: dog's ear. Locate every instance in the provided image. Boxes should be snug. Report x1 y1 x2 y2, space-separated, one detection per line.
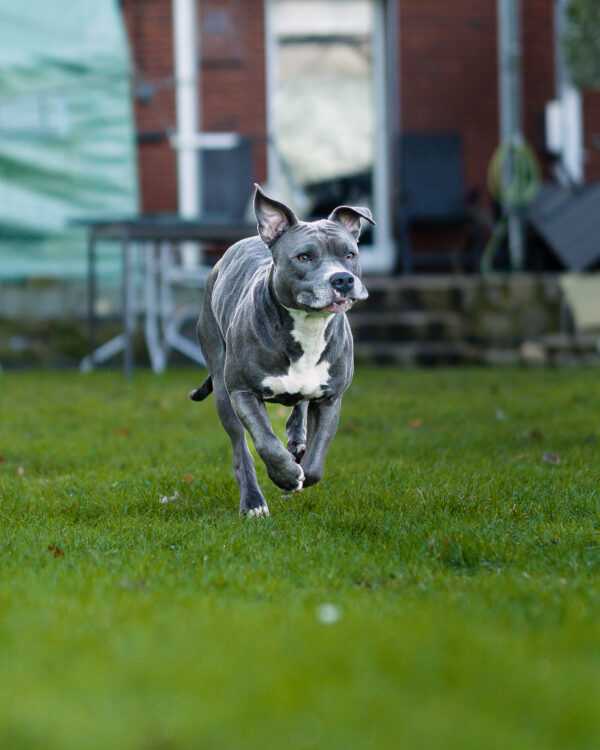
254 184 298 247
328 206 376 241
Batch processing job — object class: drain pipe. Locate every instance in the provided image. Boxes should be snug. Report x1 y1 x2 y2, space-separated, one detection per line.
497 0 525 270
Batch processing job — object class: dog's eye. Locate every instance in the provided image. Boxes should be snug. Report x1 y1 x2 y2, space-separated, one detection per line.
346 251 356 260
297 253 311 263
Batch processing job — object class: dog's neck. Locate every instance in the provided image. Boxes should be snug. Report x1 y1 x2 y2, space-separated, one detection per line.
285 307 335 362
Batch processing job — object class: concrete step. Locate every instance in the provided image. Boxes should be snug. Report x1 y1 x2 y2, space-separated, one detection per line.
353 337 600 367
354 340 482 366
348 309 469 343
540 332 600 365
364 275 471 314
541 332 600 352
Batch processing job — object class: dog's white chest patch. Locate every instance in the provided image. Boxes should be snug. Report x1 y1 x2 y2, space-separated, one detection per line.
262 311 333 399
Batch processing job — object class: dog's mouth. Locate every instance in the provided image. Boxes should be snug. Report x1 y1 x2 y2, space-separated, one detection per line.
295 289 358 315
321 298 352 314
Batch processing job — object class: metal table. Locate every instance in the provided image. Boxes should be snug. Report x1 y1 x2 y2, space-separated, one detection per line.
78 216 255 376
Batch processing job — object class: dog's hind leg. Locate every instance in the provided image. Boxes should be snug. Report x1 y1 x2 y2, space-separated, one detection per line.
195 283 268 518
301 397 342 488
286 402 308 463
212 375 270 518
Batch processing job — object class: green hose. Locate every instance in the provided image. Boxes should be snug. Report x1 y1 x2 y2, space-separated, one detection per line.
481 137 541 272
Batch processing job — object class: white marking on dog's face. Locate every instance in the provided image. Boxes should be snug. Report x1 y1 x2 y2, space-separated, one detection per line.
262 310 334 399
248 504 270 518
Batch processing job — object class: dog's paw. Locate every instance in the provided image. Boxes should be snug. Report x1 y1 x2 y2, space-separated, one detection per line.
281 466 305 495
287 441 306 464
240 501 270 519
239 491 270 519
266 453 305 493
246 504 270 518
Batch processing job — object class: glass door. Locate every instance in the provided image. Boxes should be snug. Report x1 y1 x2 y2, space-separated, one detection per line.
265 0 393 271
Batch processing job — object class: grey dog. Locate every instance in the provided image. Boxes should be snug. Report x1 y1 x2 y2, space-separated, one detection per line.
189 184 374 517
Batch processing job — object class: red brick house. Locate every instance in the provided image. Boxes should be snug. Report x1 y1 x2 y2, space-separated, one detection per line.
120 0 600 272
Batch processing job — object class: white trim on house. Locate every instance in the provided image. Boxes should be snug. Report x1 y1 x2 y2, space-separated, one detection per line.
172 0 201 217
264 0 283 194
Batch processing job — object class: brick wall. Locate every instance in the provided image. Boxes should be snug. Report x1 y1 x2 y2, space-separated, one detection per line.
521 0 600 184
398 1 599 193
121 0 177 213
396 1 600 262
399 2 499 205
583 91 600 182
120 0 599 238
121 0 267 214
521 0 555 179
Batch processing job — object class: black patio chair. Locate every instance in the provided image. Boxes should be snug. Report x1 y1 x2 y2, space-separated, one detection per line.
397 132 487 273
201 136 255 221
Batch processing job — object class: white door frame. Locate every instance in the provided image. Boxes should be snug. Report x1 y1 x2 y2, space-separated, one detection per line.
264 0 396 273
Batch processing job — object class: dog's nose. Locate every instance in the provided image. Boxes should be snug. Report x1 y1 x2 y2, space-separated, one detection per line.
330 272 355 296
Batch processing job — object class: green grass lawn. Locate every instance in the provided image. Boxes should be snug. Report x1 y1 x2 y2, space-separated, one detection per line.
1 366 600 749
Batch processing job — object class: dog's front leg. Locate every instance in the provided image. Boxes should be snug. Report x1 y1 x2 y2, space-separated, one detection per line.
301 397 342 487
230 391 305 492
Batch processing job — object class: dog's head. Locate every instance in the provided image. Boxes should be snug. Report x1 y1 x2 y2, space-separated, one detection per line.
254 184 374 315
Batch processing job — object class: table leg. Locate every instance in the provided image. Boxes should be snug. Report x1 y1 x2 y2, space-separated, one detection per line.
145 240 167 373
122 231 135 377
87 232 97 364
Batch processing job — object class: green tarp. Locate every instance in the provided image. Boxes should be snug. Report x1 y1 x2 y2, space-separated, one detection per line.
0 1 139 280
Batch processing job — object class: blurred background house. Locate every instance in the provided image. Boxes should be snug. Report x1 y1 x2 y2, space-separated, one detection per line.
1 0 600 367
